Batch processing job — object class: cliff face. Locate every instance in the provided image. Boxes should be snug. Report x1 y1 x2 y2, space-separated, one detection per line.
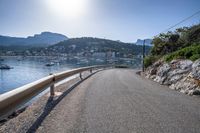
144 59 200 95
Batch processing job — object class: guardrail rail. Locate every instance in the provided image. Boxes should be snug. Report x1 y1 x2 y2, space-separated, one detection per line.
0 65 110 120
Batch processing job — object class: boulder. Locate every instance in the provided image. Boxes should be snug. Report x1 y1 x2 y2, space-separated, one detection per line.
145 60 163 77
169 76 198 94
149 67 157 75
170 59 181 69
150 75 156 79
170 60 179 64
192 59 200 68
164 69 190 85
154 76 167 84
170 59 193 70
167 74 184 85
144 59 200 96
191 59 200 80
179 60 193 70
153 60 163 67
153 63 171 84
157 64 171 77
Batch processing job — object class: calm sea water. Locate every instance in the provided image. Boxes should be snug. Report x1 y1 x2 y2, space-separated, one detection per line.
0 57 84 94
0 56 141 94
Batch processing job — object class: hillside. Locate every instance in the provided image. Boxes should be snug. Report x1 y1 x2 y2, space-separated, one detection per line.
143 23 200 96
0 32 68 47
3 37 152 57
144 23 200 67
46 37 151 56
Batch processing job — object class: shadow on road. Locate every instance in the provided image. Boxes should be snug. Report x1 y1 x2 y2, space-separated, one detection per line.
26 70 100 133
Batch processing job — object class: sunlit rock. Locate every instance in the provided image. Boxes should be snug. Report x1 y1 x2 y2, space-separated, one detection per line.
145 59 200 96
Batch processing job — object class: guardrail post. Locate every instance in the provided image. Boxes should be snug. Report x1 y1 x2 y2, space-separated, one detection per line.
49 73 55 97
79 73 83 80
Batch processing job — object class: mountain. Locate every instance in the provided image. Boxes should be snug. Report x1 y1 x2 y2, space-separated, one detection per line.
0 32 68 47
135 39 153 46
1 37 152 56
45 37 151 55
26 32 68 45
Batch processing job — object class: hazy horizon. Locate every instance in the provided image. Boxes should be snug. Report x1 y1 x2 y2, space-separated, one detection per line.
0 0 200 42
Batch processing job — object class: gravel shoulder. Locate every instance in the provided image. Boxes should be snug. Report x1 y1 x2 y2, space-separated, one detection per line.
0 70 95 133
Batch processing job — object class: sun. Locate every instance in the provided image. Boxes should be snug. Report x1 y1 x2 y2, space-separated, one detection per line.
47 0 88 18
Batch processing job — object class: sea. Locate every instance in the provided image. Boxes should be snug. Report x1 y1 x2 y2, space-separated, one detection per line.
0 56 141 94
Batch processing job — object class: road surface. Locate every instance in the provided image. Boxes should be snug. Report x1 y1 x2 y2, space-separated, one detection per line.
35 69 200 133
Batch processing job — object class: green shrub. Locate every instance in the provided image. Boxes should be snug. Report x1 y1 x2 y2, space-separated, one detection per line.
190 54 200 61
151 23 200 56
164 44 200 62
147 24 200 67
144 56 159 68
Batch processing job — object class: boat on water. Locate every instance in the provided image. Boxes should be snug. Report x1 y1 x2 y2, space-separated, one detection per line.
45 62 55 66
96 58 104 62
76 58 89 65
52 60 60 65
80 59 89 63
76 62 81 65
0 64 13 69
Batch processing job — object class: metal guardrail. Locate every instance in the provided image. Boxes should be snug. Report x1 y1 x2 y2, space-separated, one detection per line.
0 65 109 120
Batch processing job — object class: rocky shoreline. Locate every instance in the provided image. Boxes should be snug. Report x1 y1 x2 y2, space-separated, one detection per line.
143 59 200 96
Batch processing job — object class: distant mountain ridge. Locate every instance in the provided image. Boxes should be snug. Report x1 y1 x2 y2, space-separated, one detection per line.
46 37 151 55
0 32 68 47
0 37 152 56
135 39 153 46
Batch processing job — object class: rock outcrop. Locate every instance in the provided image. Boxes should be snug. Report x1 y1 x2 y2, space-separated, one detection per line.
144 59 200 95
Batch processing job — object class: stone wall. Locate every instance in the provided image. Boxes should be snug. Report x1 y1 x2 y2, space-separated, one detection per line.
144 59 200 95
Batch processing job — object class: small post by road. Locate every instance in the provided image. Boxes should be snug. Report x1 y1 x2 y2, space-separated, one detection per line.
142 39 146 72
49 73 55 97
79 73 83 80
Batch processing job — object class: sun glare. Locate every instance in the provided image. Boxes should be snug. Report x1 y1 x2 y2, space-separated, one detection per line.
47 0 88 18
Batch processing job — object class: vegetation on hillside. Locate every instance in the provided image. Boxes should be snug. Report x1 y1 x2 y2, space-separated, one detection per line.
144 23 200 67
164 44 200 62
0 37 151 57
48 37 151 56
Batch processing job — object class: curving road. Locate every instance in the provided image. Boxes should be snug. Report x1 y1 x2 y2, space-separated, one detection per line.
36 69 200 133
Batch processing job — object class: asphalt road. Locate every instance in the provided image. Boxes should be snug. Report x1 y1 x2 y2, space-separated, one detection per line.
36 69 200 133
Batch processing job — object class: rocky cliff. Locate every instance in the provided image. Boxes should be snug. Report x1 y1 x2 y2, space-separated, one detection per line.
144 59 200 95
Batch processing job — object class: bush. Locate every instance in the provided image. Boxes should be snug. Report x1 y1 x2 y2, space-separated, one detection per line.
151 23 200 56
146 24 200 68
190 54 200 61
164 44 200 62
144 56 159 68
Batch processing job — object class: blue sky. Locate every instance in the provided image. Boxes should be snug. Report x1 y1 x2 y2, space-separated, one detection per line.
0 0 199 42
